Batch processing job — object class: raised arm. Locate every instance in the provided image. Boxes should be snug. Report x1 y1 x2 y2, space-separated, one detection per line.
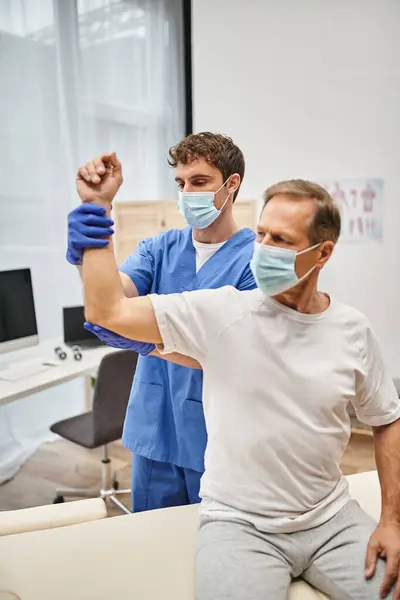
71 155 171 358
83 248 161 344
73 152 159 342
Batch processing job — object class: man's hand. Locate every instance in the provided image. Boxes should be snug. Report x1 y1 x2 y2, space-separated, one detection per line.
76 152 123 208
365 521 400 598
84 322 155 355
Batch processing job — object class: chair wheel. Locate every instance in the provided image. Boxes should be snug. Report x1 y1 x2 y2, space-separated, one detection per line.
112 479 119 491
53 495 65 504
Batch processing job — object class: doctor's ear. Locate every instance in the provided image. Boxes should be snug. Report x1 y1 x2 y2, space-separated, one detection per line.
227 173 241 197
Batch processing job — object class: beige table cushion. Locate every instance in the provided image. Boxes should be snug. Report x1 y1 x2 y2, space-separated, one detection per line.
0 498 107 537
0 471 380 600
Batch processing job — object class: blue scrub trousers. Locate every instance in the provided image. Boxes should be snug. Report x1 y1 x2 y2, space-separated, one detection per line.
131 453 202 512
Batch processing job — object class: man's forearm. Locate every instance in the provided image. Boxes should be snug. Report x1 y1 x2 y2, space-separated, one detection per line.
81 220 161 344
374 418 400 523
82 233 125 324
77 258 138 298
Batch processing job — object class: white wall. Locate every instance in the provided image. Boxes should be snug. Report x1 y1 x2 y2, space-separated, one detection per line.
192 0 400 375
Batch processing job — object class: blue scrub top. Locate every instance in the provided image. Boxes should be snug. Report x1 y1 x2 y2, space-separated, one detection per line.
119 226 256 472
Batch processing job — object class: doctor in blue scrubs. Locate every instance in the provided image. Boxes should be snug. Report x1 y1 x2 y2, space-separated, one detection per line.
67 132 256 512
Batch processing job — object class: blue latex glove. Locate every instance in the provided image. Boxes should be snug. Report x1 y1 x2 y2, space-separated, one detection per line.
67 204 115 265
84 322 156 356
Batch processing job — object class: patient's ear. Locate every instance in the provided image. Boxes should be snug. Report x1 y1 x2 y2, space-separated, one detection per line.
318 241 335 267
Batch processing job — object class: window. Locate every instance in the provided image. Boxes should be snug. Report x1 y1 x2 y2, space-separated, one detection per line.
0 0 185 249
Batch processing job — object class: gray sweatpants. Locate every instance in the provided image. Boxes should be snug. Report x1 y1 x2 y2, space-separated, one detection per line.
196 500 393 600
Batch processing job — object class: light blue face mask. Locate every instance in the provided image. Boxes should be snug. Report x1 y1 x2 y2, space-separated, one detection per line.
178 179 230 229
250 241 321 296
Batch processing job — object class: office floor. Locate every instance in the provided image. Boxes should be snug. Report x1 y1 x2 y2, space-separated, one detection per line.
0 433 375 516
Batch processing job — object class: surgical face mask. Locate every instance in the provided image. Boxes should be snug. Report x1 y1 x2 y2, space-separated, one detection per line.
250 241 321 296
178 179 231 229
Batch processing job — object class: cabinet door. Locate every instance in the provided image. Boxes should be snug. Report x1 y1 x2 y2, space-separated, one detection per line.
113 198 258 264
232 199 258 231
113 201 163 264
162 200 186 231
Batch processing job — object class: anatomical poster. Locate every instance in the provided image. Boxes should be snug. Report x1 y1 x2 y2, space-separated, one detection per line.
321 179 384 243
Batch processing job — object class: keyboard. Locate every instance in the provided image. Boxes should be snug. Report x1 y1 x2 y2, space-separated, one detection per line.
0 359 56 382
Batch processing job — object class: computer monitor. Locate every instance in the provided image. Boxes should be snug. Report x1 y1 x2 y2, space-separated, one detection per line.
0 268 39 355
63 305 104 348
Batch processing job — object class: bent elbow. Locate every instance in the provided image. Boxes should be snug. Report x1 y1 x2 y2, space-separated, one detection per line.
85 303 119 329
85 307 98 326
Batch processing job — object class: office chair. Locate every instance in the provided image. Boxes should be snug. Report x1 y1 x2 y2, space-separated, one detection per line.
50 350 138 514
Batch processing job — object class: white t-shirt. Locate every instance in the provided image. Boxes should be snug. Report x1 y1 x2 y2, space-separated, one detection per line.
192 236 225 272
149 287 400 533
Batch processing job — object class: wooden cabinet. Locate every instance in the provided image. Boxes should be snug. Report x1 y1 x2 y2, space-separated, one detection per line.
113 201 163 264
113 199 258 264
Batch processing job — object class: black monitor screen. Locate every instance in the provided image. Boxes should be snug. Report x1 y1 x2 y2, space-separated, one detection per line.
0 269 38 343
63 305 98 344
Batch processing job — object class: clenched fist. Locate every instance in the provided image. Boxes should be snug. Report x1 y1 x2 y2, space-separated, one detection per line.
76 152 123 208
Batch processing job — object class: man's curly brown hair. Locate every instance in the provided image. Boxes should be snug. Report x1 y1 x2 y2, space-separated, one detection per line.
168 132 245 201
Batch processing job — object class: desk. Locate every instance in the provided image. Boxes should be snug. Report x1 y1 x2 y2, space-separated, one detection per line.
0 339 116 407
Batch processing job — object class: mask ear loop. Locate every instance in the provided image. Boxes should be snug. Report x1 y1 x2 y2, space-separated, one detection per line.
295 242 323 284
296 263 318 284
214 178 233 212
296 242 321 256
